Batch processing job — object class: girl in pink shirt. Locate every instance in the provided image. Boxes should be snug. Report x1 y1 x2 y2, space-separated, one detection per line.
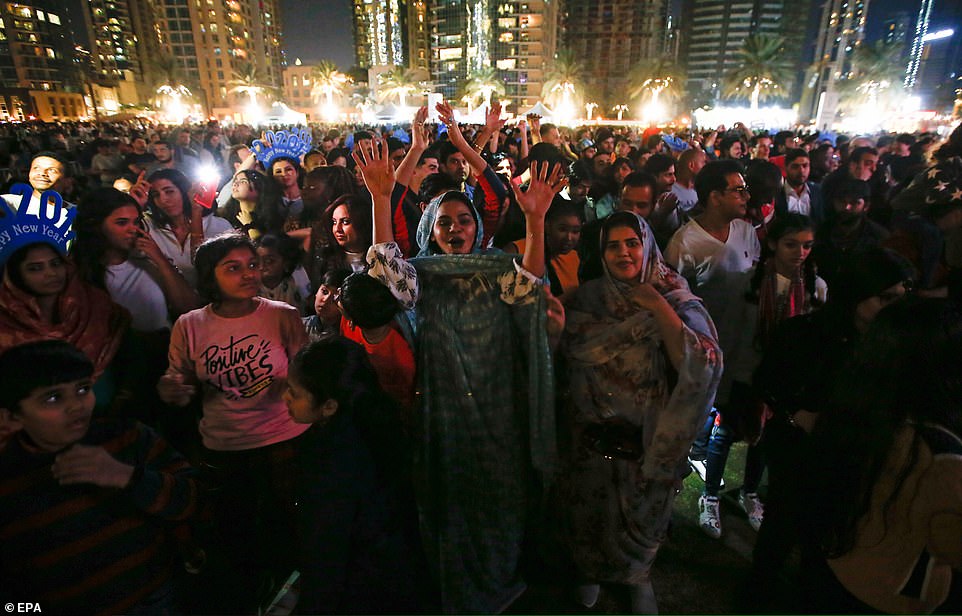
158 232 307 612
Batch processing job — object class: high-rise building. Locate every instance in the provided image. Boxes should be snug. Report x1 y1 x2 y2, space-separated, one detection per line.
904 0 934 89
82 0 147 105
563 0 665 108
0 0 88 120
429 0 560 114
799 0 870 128
115 0 285 115
354 0 407 68
408 0 429 71
882 12 912 47
351 0 429 71
913 3 962 110
680 0 810 105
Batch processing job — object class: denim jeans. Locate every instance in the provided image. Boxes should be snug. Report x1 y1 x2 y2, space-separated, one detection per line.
689 410 714 461
704 414 765 497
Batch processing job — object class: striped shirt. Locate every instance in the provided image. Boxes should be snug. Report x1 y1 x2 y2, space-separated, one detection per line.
0 418 199 615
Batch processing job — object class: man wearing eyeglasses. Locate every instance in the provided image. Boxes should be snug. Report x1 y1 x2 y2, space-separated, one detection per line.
665 159 762 541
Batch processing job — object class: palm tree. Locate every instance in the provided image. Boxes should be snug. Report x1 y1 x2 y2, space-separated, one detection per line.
311 60 351 108
227 61 276 106
628 56 685 108
542 50 584 112
150 54 195 118
722 34 792 111
462 66 505 109
377 67 429 107
837 41 905 111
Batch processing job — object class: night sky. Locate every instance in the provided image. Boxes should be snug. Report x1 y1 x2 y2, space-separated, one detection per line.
281 0 354 69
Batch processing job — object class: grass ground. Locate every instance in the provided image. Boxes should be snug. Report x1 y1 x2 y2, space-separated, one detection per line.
508 442 804 614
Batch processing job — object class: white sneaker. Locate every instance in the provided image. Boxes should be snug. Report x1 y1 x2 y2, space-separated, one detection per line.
739 491 764 531
698 495 722 539
576 583 600 608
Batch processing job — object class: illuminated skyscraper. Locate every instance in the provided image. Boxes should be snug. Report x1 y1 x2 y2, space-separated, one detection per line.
564 0 665 108
0 0 88 120
800 0 870 128
120 0 286 115
351 0 429 71
354 0 407 68
904 0 934 89
680 0 811 105
429 0 560 114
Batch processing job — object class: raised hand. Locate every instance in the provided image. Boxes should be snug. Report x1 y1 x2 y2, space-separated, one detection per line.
628 282 665 311
135 226 167 266
436 101 468 147
128 171 149 210
512 160 566 222
656 191 679 213
485 101 505 133
351 137 395 201
411 106 429 151
526 113 542 129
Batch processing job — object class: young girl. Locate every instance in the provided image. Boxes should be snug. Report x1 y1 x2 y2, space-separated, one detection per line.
699 214 826 539
218 169 279 240
310 194 373 283
284 338 426 613
145 168 233 288
157 232 308 611
303 268 350 343
72 187 199 332
256 233 306 314
0 242 130 414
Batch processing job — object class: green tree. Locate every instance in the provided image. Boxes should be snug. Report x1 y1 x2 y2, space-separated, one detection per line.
542 50 584 114
227 61 276 106
311 60 351 108
723 34 792 110
837 41 905 111
628 56 685 105
150 54 196 115
377 67 429 107
462 66 505 109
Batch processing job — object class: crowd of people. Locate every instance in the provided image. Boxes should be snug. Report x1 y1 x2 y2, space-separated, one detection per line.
0 108 960 615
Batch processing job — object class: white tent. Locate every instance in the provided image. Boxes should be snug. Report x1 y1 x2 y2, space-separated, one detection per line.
520 101 553 118
261 102 307 126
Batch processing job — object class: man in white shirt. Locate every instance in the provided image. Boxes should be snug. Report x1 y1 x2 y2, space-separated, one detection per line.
665 159 762 540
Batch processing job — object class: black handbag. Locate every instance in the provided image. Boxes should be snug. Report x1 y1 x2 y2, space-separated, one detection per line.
580 422 645 461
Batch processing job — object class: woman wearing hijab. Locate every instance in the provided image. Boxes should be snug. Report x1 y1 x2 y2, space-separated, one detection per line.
561 211 722 614
352 125 565 614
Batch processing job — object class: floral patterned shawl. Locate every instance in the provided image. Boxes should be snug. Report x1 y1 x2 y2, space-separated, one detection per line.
563 213 722 480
